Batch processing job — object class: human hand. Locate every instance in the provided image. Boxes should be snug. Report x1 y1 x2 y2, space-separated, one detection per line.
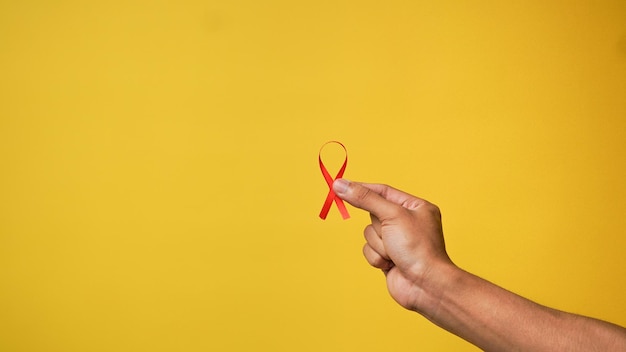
333 179 456 313
334 179 626 351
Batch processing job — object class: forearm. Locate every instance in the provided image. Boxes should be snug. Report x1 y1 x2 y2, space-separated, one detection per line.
418 264 626 352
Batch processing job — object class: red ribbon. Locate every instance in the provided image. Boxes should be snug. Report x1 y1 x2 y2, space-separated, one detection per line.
319 141 350 220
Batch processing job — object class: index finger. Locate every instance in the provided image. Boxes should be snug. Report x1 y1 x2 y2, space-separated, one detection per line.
357 182 426 210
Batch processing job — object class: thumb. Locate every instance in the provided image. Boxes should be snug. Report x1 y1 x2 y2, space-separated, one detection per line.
333 179 400 220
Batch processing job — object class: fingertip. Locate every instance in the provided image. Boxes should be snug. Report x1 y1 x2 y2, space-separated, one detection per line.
333 178 350 195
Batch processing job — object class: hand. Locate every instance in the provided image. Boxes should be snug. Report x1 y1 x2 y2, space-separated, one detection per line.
334 179 626 351
333 179 455 312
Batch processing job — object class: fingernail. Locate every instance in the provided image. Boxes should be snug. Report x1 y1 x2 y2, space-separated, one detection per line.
333 178 350 194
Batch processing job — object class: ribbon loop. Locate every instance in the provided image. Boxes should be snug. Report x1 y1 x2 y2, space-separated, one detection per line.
319 141 350 220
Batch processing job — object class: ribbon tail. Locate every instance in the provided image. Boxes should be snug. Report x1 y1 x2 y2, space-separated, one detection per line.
320 188 350 220
319 189 335 219
334 197 350 219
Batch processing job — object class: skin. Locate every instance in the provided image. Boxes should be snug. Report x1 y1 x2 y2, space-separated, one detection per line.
332 179 626 352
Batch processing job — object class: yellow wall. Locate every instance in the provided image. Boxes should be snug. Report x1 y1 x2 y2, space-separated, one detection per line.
1 1 625 351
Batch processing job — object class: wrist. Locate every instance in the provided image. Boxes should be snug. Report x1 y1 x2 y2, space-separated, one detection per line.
410 261 464 319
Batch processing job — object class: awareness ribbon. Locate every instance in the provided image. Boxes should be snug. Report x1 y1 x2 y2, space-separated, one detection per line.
319 141 350 220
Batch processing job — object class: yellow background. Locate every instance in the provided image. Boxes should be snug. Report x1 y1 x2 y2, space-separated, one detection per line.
1 1 625 351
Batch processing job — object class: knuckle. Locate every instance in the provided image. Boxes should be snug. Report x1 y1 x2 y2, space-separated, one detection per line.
363 225 371 240
424 202 441 218
372 257 387 269
355 186 372 204
362 244 373 261
363 244 388 269
432 203 441 215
